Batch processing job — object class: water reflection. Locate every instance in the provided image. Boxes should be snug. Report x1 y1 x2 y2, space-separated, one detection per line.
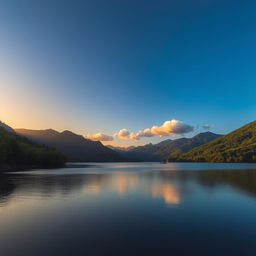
1 164 256 256
115 172 139 195
1 167 256 207
152 183 180 204
0 177 15 205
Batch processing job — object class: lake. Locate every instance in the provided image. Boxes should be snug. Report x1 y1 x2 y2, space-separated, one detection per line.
1 162 256 256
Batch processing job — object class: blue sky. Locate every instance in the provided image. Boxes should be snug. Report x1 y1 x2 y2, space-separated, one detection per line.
0 0 255 146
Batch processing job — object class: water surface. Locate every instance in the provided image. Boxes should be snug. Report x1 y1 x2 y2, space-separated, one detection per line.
1 162 256 256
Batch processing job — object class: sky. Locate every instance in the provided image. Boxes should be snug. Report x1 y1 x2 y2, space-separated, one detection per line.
0 0 255 146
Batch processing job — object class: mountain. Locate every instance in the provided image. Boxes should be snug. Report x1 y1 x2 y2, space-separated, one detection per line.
0 126 66 171
172 121 256 162
116 143 162 161
107 145 135 153
0 121 15 133
15 129 124 162
110 132 222 161
165 132 223 159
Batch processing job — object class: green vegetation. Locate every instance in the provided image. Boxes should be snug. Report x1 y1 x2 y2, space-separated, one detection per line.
0 127 66 170
115 132 222 161
170 121 256 162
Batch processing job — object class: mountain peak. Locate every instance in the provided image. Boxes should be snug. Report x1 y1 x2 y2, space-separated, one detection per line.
61 130 76 136
44 128 59 134
193 131 222 138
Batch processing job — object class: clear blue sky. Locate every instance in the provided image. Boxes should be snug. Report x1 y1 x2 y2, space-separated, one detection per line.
0 0 255 146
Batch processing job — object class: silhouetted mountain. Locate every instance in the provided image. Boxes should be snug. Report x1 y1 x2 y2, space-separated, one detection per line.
107 145 135 153
0 121 15 133
172 121 256 162
117 143 161 161
15 129 124 162
0 125 66 172
110 132 222 161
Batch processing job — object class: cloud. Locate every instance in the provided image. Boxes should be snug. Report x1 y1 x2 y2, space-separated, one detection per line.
150 119 194 138
130 128 154 140
116 120 194 140
202 124 210 130
86 133 113 141
114 129 130 140
90 119 194 142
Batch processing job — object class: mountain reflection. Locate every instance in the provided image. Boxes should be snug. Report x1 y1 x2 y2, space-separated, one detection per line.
0 176 16 205
1 168 256 207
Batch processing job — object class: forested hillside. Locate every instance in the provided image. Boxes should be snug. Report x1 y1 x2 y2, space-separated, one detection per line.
171 121 256 162
0 126 66 171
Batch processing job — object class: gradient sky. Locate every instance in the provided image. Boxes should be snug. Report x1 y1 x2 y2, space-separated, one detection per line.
0 0 255 146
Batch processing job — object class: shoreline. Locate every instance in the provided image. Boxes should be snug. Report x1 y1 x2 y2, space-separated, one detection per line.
0 163 66 173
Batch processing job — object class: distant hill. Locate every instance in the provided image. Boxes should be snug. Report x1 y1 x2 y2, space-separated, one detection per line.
15 129 124 162
110 132 222 161
0 126 66 171
172 121 256 162
115 143 162 162
107 145 135 153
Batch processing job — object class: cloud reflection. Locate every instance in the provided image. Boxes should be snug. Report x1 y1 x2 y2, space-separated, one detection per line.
0 171 183 207
2 168 256 210
152 183 180 204
109 172 181 205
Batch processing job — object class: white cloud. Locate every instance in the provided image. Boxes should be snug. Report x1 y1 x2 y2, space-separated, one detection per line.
116 120 194 140
202 124 210 130
150 120 194 137
85 133 113 141
114 129 130 140
89 119 194 142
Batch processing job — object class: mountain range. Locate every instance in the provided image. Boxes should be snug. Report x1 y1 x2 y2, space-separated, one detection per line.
2 120 255 164
171 120 256 162
15 128 124 162
108 132 222 161
15 128 222 162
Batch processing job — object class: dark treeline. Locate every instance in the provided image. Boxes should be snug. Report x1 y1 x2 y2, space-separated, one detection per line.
0 127 66 171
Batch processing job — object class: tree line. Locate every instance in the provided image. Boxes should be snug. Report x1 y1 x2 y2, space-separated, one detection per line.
0 127 66 169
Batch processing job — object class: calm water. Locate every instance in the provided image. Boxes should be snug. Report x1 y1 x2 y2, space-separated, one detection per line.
1 162 256 256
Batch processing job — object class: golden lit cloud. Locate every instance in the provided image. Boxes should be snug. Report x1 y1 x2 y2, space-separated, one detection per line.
115 119 193 140
130 128 154 140
85 133 113 141
114 128 130 140
150 119 193 137
84 119 193 143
